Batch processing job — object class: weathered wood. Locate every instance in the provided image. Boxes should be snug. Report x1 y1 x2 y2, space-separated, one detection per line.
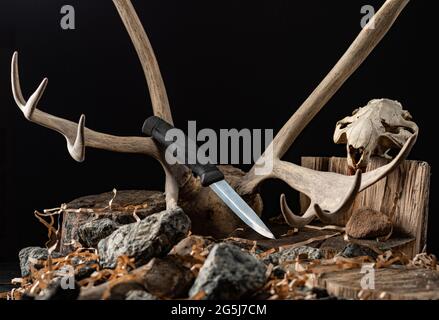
318 267 439 300
230 224 340 251
301 157 430 257
60 190 166 254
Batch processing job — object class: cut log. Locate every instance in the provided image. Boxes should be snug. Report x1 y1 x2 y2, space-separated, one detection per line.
59 166 263 254
60 190 166 254
301 157 430 258
318 267 439 300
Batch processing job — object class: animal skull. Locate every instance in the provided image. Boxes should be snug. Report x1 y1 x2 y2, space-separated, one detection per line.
334 99 418 172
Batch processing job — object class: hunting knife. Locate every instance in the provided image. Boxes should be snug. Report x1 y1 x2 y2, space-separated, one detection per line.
142 116 275 239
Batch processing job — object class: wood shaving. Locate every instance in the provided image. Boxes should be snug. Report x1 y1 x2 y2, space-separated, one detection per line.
411 253 438 270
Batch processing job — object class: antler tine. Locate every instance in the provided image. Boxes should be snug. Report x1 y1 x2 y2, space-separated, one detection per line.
280 194 316 228
360 133 417 191
12 52 85 162
11 51 44 119
68 114 86 162
279 169 362 227
11 51 26 107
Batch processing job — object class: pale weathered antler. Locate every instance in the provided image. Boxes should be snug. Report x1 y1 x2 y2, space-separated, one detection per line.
112 0 181 208
112 0 173 124
11 0 182 209
238 0 413 227
11 52 162 162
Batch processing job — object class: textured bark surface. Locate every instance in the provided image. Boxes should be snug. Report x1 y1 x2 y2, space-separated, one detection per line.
60 190 166 254
301 157 430 257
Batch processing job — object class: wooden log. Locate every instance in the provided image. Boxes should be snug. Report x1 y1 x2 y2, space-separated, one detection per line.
60 190 166 254
318 267 439 300
301 157 431 257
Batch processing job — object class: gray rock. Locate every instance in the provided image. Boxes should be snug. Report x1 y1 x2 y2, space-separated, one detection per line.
19 247 62 277
189 243 267 300
339 243 378 259
98 208 191 269
263 246 323 265
125 290 158 300
77 218 119 248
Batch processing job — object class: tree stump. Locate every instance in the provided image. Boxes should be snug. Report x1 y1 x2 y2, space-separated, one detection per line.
60 190 166 254
301 157 431 258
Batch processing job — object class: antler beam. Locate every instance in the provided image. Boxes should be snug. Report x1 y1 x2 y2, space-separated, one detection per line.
238 0 412 227
112 0 173 124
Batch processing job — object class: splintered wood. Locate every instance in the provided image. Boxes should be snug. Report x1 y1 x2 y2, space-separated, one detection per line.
301 157 430 257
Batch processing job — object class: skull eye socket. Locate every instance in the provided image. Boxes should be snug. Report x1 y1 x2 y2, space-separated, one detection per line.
349 145 364 166
338 122 350 130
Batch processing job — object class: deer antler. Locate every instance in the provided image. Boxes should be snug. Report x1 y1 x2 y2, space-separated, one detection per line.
11 52 162 163
112 0 173 124
11 0 183 209
238 0 413 227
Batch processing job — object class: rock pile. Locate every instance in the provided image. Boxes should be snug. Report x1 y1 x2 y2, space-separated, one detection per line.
14 205 389 300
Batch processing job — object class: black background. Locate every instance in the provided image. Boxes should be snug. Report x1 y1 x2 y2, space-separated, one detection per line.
0 0 437 261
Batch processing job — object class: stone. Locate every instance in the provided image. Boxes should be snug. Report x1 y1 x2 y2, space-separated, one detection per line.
138 257 194 298
77 218 119 248
60 190 166 254
98 208 191 269
346 208 393 239
18 247 62 277
125 290 158 300
263 246 323 265
339 243 379 260
189 243 267 300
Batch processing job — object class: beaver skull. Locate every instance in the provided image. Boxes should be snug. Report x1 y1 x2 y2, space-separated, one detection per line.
334 99 418 172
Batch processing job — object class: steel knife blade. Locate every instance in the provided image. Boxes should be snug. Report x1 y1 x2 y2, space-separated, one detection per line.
142 116 275 239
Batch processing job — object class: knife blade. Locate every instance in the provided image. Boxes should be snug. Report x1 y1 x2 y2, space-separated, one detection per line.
142 116 275 239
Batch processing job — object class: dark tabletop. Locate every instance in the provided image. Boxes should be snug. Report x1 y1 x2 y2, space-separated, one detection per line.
0 262 19 293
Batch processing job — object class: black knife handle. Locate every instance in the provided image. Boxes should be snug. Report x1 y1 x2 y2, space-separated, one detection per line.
142 116 224 187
